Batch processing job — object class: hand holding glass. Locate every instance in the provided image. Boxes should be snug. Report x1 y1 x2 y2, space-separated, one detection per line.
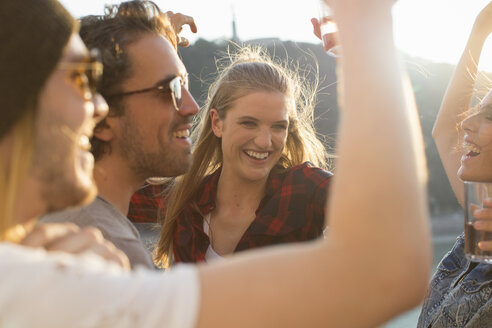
464 181 492 263
317 1 340 57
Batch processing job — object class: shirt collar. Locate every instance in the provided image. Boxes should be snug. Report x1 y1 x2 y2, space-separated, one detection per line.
196 167 222 214
196 165 286 214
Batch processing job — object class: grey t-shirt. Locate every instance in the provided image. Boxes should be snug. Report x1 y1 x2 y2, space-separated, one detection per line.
39 196 154 269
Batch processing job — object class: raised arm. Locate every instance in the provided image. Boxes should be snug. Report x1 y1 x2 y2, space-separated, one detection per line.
196 1 430 327
433 1 492 206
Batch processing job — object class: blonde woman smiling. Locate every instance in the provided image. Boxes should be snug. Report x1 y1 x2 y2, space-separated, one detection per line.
156 47 333 266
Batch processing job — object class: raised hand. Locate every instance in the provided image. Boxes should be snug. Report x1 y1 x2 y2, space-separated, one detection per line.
165 11 197 47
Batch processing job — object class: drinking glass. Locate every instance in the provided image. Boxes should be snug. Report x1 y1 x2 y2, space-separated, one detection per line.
464 181 492 263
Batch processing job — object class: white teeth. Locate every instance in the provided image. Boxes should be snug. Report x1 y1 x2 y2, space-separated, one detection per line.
173 130 190 138
245 150 269 160
79 135 91 151
464 142 480 154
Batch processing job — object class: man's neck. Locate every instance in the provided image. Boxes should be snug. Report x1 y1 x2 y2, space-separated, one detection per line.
93 156 143 215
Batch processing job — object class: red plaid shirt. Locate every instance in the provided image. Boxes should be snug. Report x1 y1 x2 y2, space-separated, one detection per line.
128 184 167 223
173 162 332 263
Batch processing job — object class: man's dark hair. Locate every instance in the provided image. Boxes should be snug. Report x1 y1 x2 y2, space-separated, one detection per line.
80 0 177 160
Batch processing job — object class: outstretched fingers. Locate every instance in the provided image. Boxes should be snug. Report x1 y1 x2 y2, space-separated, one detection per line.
166 11 197 47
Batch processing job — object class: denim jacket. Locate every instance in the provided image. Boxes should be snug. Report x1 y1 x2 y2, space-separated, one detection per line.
417 233 492 328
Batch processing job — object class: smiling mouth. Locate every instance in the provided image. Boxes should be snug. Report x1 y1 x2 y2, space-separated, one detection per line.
244 150 269 160
173 129 190 138
464 142 481 157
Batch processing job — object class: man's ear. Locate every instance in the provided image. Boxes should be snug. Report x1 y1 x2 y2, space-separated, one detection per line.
93 117 115 142
210 109 223 138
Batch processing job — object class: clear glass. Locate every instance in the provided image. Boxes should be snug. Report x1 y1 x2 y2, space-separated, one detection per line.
317 1 341 58
464 181 492 263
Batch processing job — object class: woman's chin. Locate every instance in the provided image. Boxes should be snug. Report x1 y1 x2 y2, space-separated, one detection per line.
458 169 473 182
71 150 97 206
458 168 492 183
77 150 94 184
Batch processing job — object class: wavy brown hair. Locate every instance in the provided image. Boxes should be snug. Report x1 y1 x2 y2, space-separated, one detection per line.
156 46 331 267
79 0 177 160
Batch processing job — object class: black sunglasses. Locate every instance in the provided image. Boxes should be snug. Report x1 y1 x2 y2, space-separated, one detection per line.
106 74 188 111
58 48 103 97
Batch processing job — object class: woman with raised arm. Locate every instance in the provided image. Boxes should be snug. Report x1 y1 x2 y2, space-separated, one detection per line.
0 0 429 327
418 2 492 327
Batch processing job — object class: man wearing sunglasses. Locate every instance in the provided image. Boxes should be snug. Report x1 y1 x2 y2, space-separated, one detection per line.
40 1 199 269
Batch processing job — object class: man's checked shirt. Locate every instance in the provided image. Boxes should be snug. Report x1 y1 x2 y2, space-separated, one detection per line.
129 183 168 224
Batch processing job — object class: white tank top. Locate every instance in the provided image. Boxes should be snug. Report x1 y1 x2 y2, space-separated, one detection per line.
203 213 225 262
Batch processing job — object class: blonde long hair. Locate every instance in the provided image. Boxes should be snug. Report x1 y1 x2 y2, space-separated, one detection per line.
156 46 330 267
0 110 35 242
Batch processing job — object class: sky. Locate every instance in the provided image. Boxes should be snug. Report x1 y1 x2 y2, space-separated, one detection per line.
60 0 492 72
